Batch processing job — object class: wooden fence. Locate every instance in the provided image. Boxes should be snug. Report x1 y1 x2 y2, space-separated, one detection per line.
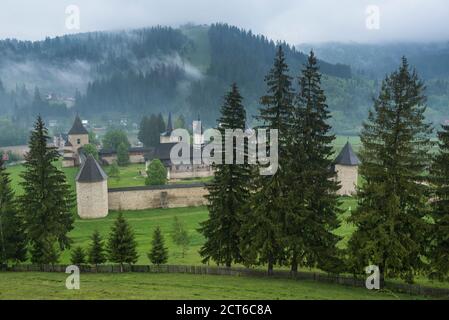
3 264 449 298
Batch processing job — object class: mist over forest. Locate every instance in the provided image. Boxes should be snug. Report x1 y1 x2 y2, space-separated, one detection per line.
1 23 449 147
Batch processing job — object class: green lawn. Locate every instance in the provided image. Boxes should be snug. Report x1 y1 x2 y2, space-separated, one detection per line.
62 206 207 265
0 272 421 300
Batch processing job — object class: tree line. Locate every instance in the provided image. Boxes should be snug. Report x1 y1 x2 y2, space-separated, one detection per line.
199 47 449 284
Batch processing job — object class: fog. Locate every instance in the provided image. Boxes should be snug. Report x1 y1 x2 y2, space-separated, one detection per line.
0 0 448 44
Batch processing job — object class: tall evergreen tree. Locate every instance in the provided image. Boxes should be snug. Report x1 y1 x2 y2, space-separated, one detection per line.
429 124 449 280
88 230 107 267
240 46 294 274
285 52 342 273
0 158 27 265
148 226 168 265
107 212 138 272
199 83 251 267
19 116 74 264
70 246 86 265
347 57 432 283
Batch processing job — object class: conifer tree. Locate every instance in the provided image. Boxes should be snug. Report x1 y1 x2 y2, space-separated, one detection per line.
107 212 138 272
429 124 449 280
347 57 432 284
0 158 27 265
286 51 342 273
148 226 168 265
88 230 106 267
117 142 130 166
240 46 294 274
19 116 75 264
199 83 252 267
70 246 86 265
172 216 189 258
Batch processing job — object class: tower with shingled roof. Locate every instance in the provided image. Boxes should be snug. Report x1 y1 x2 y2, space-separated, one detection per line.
62 115 90 167
333 141 360 196
76 154 109 218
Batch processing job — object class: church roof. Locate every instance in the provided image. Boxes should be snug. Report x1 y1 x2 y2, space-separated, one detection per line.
334 142 360 166
161 112 173 137
68 115 88 135
76 154 107 183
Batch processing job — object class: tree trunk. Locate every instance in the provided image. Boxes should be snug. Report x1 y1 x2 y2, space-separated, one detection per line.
267 260 274 276
291 252 298 275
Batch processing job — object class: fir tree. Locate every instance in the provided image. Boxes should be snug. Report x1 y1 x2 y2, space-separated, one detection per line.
171 216 190 258
0 158 27 265
347 57 433 284
70 246 86 265
240 46 294 274
199 83 251 267
148 226 168 265
19 116 75 264
117 142 130 166
429 124 449 280
107 212 138 272
286 51 342 273
87 230 106 267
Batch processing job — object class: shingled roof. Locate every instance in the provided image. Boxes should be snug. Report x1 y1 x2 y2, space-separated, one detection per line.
161 112 174 137
76 154 108 183
68 115 88 135
334 141 360 166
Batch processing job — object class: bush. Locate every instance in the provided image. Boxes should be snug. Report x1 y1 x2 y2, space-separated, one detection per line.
145 159 167 185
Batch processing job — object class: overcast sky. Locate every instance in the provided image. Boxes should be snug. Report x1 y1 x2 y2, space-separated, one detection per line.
0 0 448 44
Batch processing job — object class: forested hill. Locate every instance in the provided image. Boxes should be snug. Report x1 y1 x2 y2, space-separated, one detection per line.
0 24 359 134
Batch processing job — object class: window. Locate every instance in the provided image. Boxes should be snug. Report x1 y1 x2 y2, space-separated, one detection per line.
77 139 81 144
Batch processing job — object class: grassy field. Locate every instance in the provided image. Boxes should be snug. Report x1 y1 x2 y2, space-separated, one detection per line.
0 272 421 300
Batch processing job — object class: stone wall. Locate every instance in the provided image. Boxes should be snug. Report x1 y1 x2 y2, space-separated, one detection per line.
335 164 358 196
76 180 109 219
101 153 145 165
108 183 208 211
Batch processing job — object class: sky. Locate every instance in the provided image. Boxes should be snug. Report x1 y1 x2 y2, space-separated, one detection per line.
0 0 448 44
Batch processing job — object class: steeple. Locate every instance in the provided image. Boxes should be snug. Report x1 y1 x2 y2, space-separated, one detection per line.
166 112 173 134
68 114 88 135
334 142 360 166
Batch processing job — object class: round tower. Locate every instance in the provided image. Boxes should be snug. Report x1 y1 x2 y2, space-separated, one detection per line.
75 154 109 219
333 141 360 196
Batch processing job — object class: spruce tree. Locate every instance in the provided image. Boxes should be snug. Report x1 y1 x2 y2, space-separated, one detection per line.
347 57 432 283
88 230 106 267
70 246 86 265
199 83 251 267
429 124 449 280
286 51 342 273
0 158 27 265
107 212 138 271
148 226 168 265
240 46 294 274
19 116 75 264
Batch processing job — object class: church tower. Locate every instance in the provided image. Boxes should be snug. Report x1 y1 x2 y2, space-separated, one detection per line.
68 115 89 151
160 112 179 144
76 154 109 219
334 141 360 196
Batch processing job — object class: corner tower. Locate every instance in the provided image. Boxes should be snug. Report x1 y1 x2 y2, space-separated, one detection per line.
76 154 109 219
334 141 360 196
